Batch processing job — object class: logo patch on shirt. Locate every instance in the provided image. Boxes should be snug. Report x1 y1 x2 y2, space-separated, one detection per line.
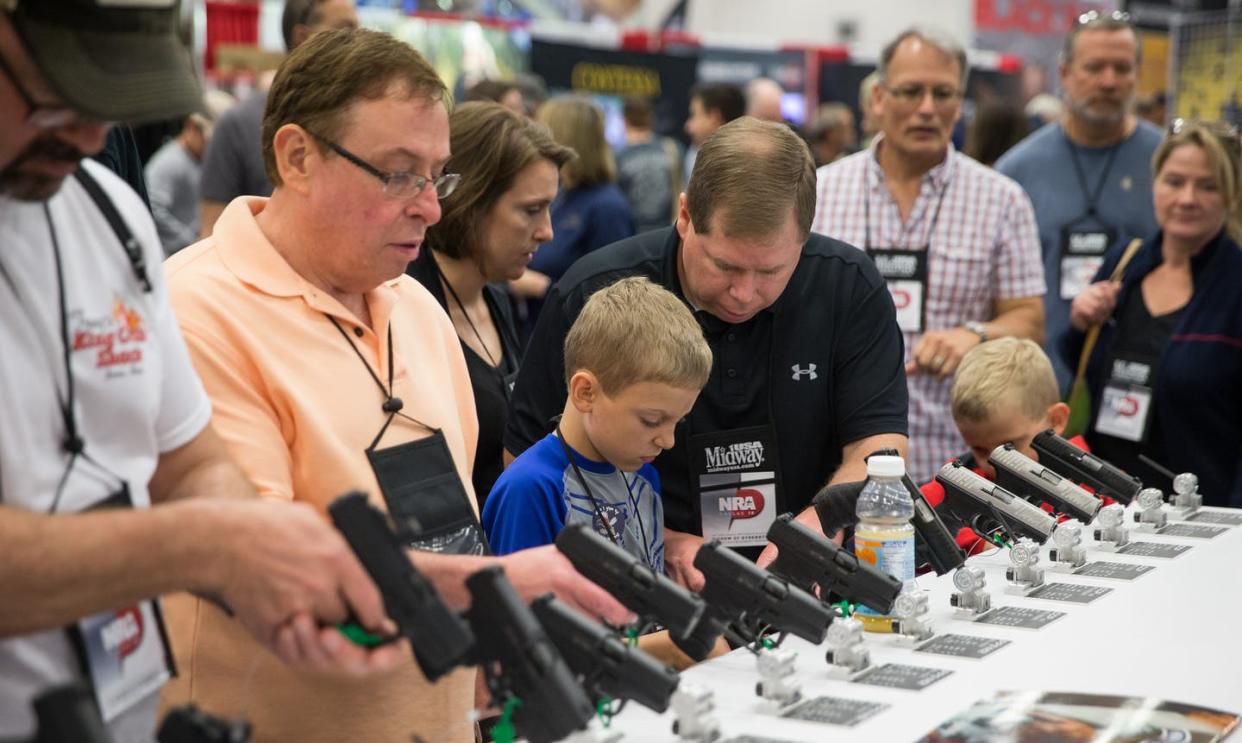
593 502 628 543
71 295 147 375
791 363 818 381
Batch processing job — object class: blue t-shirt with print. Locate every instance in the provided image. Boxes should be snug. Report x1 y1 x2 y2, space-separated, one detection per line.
482 432 663 572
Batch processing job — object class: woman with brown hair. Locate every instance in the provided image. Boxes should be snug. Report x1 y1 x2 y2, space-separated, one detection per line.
512 95 636 336
1065 119 1242 505
408 101 573 506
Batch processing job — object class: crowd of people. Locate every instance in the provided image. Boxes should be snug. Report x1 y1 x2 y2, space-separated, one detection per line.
1 0 1240 741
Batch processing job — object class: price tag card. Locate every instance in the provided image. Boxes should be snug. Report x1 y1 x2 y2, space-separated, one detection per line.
781 696 890 727
1186 511 1242 526
852 663 952 691
1158 523 1227 539
974 606 1066 629
1117 542 1191 558
1026 582 1112 604
915 633 1010 659
1073 561 1155 581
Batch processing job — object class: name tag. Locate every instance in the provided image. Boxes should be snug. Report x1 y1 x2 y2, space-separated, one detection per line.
693 426 780 547
868 248 927 334
1059 224 1116 300
1095 383 1153 443
74 602 173 721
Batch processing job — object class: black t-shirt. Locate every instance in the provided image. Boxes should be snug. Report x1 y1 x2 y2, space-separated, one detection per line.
504 226 909 535
1090 286 1185 491
408 251 520 510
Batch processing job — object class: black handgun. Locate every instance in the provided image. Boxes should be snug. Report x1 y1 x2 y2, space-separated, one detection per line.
465 567 593 743
531 595 680 713
327 492 474 682
935 461 1056 544
767 513 901 615
158 706 250 743
1031 429 1142 504
13 685 113 743
692 540 834 646
989 444 1103 523
555 523 705 639
866 448 966 575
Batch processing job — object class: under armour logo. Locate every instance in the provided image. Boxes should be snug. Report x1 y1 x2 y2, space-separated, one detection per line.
791 364 818 381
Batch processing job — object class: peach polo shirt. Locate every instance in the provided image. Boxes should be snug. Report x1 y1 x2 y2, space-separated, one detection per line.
158 196 479 743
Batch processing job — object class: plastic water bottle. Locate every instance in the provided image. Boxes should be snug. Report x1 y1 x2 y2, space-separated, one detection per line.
854 455 915 625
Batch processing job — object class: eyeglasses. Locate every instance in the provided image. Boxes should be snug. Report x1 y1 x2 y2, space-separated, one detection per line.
305 130 460 200
882 84 962 109
1076 9 1131 26
0 50 80 130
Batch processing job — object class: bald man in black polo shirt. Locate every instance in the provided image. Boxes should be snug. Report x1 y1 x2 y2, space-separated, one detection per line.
505 117 909 587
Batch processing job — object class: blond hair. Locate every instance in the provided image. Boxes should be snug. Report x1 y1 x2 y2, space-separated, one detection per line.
565 277 712 395
537 96 615 188
951 338 1060 423
1152 119 1242 243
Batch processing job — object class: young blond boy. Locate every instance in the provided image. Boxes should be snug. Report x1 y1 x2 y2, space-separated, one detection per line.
921 338 1085 551
482 277 711 572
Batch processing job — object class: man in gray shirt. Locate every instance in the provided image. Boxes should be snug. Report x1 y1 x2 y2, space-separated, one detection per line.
198 0 358 235
996 11 1161 392
145 91 233 254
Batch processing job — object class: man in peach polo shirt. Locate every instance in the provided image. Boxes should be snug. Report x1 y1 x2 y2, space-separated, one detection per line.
159 28 629 742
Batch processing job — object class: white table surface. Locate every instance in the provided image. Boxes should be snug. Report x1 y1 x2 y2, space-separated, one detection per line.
605 504 1242 742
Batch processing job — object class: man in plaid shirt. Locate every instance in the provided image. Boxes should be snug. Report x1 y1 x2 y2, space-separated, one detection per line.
812 28 1046 483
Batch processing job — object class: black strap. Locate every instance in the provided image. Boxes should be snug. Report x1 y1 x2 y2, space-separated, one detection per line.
325 316 433 449
72 168 152 293
428 252 512 401
1064 134 1121 219
554 423 654 569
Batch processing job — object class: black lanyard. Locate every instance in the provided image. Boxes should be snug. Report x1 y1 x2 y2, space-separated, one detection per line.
428 252 511 400
554 423 654 569
326 316 432 449
1064 134 1120 218
863 159 951 251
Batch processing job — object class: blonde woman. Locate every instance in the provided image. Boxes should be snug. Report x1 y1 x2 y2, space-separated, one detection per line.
1066 119 1242 505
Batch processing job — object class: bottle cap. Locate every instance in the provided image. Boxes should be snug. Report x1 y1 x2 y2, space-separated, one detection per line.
866 455 905 478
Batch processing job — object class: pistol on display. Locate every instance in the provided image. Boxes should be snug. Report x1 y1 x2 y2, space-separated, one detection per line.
1031 429 1142 504
531 595 680 713
934 460 1056 544
767 513 901 614
555 523 705 639
989 444 1103 523
866 447 966 575
675 540 834 660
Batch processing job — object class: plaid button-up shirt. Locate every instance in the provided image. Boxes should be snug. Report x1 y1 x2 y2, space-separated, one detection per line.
812 141 1045 482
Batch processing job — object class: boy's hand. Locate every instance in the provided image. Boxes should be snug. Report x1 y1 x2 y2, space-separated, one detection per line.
1070 280 1122 331
907 327 981 379
663 529 706 592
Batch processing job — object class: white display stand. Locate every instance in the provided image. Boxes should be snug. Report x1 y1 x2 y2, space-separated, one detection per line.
606 505 1242 741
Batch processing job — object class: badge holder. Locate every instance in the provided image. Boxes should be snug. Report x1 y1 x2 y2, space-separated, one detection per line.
692 425 782 549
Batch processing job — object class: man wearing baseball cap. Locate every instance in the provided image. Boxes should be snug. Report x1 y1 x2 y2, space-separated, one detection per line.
0 3 400 739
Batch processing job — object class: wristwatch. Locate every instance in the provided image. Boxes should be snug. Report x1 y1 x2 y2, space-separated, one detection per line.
963 321 989 343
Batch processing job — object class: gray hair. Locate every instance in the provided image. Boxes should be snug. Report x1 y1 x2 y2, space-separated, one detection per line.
878 27 970 90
